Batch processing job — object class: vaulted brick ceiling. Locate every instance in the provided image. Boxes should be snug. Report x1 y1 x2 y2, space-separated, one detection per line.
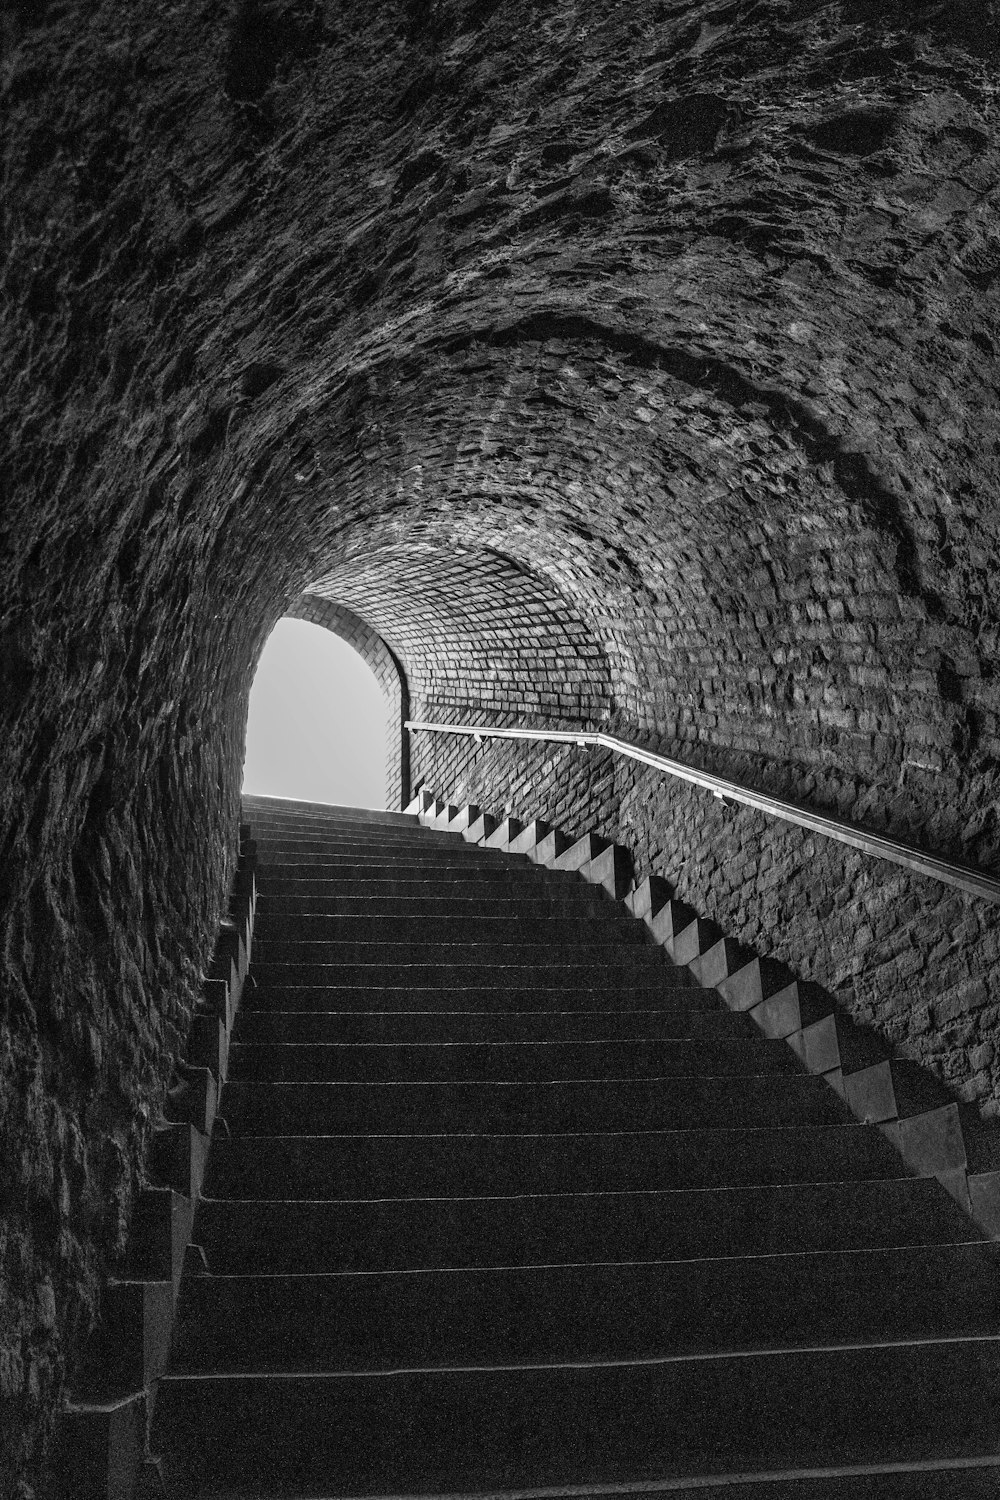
5 0 999 868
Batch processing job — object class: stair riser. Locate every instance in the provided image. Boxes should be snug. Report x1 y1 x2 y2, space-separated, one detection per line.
220 1075 852 1136
242 816 413 828
251 918 641 944
256 854 539 872
248 961 687 988
242 803 414 826
653 1468 1000 1499
256 878 572 897
255 898 625 920
153 1340 1000 1494
251 937 650 964
253 836 490 855
202 1125 909 1200
224 1038 799 1083
193 1177 964 1274
241 986 721 1014
170 1242 1000 1372
232 1011 753 1044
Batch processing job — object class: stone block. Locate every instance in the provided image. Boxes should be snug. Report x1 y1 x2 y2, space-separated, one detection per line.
88 1278 174 1396
969 1171 1000 1239
630 875 672 921
417 797 445 826
53 1391 146 1500
150 1122 210 1202
646 900 697 952
187 1013 229 1083
200 977 232 1028
530 829 571 865
464 813 498 843
897 1102 969 1176
671 917 718 967
448 804 481 833
797 1011 884 1076
585 843 632 899
509 819 551 855
690 936 745 988
166 1066 217 1137
122 1189 193 1289
843 1058 951 1126
484 817 522 850
553 832 608 873
842 1061 899 1124
717 956 788 1013
749 983 835 1041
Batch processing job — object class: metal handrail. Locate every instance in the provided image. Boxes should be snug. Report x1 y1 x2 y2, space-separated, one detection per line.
404 719 1000 906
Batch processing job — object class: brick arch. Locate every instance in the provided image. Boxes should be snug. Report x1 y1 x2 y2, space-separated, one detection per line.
283 594 410 810
305 541 620 808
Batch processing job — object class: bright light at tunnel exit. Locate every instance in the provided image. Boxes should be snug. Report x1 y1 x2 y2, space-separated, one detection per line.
242 617 387 810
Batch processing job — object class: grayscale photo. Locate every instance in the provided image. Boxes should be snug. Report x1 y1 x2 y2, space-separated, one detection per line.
2 1 1000 1496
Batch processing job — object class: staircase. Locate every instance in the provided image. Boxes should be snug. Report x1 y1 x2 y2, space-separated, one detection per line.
151 796 1000 1497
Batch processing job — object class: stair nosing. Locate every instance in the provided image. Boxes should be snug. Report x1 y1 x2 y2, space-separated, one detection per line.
197 1177 935 1207
171 1237 1000 1283
155 1329 1000 1383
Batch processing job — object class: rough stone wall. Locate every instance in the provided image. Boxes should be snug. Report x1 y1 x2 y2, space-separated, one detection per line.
284 593 410 807
2 0 1000 1490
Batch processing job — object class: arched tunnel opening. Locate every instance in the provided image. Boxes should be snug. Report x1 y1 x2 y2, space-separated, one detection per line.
243 615 390 810
3 0 1000 1492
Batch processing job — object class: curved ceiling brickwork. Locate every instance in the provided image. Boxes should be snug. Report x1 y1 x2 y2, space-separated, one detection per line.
309 543 618 725
2 0 1000 1490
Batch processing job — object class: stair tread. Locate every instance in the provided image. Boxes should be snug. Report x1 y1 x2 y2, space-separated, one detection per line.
203 1122 908 1195
226 1041 800 1082
152 1343 1000 1493
190 1177 974 1275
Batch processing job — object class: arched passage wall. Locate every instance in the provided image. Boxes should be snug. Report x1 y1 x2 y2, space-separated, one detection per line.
2 0 1000 1490
283 593 410 808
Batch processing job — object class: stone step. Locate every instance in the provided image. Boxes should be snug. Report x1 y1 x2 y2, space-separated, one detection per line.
152 1335 1000 1496
219 1074 852 1136
637 1461 1000 1499
251 932 650 965
191 1176 969 1275
241 799 415 827
255 895 626 920
202 1124 909 1200
256 851 539 872
251 915 641 944
168 1239 1000 1374
232 1007 752 1044
225 1037 801 1084
252 832 487 855
247 956 686 989
256 874 573 897
243 810 436 827
241 984 720 1014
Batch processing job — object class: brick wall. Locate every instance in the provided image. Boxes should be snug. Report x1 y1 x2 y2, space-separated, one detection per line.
409 731 1000 1118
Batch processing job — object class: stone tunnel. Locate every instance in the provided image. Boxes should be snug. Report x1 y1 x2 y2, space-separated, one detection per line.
2 0 1000 1492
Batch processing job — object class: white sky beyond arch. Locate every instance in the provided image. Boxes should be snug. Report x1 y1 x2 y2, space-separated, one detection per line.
243 616 388 809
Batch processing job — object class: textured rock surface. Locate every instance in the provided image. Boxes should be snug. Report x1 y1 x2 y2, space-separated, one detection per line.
2 0 1000 1489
